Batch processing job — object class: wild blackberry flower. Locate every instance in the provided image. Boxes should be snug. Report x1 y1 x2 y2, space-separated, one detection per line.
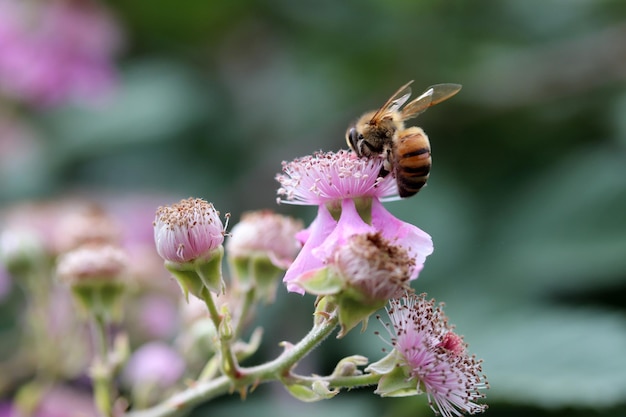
276 151 433 295
371 294 488 417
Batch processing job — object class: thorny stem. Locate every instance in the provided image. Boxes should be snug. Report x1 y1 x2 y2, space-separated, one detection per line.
124 311 342 417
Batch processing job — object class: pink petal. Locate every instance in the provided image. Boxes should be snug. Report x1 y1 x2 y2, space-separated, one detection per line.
283 204 337 294
312 198 375 262
370 198 433 280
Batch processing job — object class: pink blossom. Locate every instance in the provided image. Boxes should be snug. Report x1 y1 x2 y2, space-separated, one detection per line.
276 151 432 295
153 198 225 264
0 0 121 107
386 294 488 417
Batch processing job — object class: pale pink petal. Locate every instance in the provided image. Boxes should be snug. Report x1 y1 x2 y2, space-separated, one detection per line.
282 204 337 294
312 198 375 262
371 198 433 280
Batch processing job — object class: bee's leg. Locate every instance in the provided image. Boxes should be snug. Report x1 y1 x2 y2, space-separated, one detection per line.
378 150 392 178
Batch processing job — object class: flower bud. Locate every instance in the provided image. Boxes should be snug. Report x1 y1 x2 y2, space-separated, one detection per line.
56 244 128 320
154 198 225 263
0 229 46 278
227 210 302 302
153 198 226 295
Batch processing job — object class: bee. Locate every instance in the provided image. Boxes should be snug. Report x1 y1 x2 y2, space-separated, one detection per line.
346 80 461 198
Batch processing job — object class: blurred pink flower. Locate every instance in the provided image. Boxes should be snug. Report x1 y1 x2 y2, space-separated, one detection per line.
123 342 186 389
276 151 433 295
133 294 180 340
0 0 122 106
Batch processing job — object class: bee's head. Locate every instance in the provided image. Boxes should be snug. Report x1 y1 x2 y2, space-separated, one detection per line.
346 126 363 156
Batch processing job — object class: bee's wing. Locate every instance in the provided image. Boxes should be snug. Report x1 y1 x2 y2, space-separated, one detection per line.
369 80 414 123
400 83 462 121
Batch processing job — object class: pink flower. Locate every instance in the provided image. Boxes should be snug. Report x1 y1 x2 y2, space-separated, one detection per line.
384 294 488 417
0 0 122 107
276 151 433 295
153 198 225 264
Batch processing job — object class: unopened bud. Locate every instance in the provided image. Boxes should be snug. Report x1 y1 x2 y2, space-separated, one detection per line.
56 244 128 319
154 198 227 294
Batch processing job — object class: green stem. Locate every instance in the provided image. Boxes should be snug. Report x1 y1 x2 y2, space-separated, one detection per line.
200 289 240 379
199 288 222 330
125 312 340 417
93 314 109 363
295 372 381 389
91 313 113 417
233 287 255 338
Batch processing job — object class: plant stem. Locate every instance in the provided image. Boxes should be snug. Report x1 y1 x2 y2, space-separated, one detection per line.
91 313 113 417
200 289 240 379
124 312 340 417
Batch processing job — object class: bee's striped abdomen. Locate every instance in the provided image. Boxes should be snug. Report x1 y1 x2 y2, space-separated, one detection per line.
393 127 431 198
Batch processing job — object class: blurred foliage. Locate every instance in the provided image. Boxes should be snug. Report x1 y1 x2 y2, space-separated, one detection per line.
1 0 626 416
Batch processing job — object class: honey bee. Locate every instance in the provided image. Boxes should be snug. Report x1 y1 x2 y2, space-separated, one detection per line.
346 80 461 198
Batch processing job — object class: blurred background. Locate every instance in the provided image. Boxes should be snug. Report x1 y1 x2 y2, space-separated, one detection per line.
1 0 625 416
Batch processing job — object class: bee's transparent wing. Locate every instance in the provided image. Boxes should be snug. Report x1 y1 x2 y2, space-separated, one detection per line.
401 83 462 121
370 80 414 123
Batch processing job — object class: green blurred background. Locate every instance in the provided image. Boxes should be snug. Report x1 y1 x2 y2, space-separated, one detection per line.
2 0 626 416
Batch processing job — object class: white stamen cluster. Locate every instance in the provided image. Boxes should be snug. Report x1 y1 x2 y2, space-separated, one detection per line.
276 150 398 205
